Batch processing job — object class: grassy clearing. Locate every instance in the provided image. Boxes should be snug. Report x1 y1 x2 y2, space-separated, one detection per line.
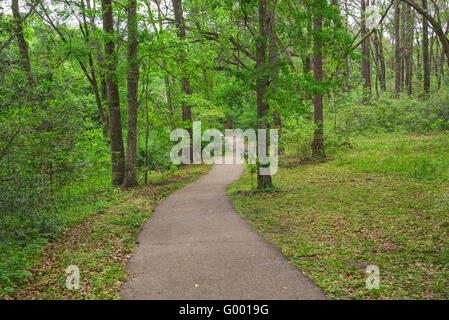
333 133 449 181
5 164 210 300
228 133 449 299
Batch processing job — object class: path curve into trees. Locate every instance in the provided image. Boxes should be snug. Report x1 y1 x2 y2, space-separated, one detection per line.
121 137 326 300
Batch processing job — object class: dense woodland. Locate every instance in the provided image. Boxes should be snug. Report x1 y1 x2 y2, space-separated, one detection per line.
1 0 449 298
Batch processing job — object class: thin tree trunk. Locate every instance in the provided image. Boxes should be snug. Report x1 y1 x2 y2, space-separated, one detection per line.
124 0 139 188
101 0 125 186
374 28 386 92
11 0 34 90
360 0 371 100
422 0 430 94
370 41 379 98
343 0 351 92
312 0 324 159
394 0 401 96
144 99 150 185
435 40 441 89
81 0 108 138
304 5 313 100
86 0 109 136
416 35 422 80
154 1 174 117
400 0 449 69
171 0 193 162
371 6 385 95
400 3 407 90
405 5 414 95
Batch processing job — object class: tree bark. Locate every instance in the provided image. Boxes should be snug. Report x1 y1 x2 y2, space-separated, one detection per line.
172 0 193 161
101 0 125 186
154 1 174 118
400 2 406 90
405 6 414 95
11 0 34 90
80 0 108 138
360 0 371 100
420 0 430 93
85 0 109 136
394 0 401 96
372 28 386 92
343 0 351 92
124 0 139 188
400 0 449 69
312 0 324 159
256 0 273 189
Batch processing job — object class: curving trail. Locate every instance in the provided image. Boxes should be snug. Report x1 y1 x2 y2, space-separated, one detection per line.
120 136 327 300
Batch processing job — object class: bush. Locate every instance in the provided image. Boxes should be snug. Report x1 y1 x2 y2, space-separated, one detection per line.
334 92 449 135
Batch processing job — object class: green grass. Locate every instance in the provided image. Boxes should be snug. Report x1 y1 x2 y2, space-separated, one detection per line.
333 133 449 181
2 164 210 299
228 133 449 299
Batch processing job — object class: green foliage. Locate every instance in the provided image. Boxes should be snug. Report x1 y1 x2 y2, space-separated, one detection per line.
282 116 314 161
333 91 449 135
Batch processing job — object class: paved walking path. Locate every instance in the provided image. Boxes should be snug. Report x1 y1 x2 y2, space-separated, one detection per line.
121 137 327 300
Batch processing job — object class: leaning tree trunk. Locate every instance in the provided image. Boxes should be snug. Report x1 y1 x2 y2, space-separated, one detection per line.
11 0 34 90
124 0 139 188
86 0 109 137
101 0 125 186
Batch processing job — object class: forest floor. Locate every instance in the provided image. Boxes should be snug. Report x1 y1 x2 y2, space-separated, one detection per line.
228 132 449 299
7 164 210 299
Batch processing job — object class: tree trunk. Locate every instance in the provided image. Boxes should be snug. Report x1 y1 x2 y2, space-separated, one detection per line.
371 0 384 94
435 40 441 89
256 0 273 189
400 2 406 90
155 1 174 119
405 5 414 95
373 28 386 92
343 0 351 92
86 0 109 136
172 0 193 161
401 0 449 69
101 0 125 186
304 4 313 100
124 0 139 188
394 0 401 96
360 0 371 100
11 0 34 90
312 0 324 159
